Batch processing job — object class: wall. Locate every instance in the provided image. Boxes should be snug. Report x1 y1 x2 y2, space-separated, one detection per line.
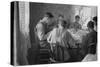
29 2 97 64
29 2 74 44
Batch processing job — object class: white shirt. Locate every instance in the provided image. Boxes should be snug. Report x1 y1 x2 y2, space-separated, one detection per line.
36 17 48 41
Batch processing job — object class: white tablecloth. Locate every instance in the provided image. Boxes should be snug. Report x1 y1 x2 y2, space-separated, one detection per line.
67 29 89 43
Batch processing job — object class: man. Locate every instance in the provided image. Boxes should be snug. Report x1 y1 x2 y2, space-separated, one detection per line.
70 15 81 32
81 21 97 61
36 12 54 42
35 12 56 63
48 14 71 62
57 15 71 62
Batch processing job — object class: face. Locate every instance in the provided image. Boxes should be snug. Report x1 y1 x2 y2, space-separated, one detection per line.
42 16 48 22
58 20 62 25
58 16 63 21
87 27 91 32
44 16 53 25
75 18 80 22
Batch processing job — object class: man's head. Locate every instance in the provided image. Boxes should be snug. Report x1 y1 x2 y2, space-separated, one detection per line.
44 12 54 19
58 14 64 21
75 15 80 22
87 21 94 32
58 14 64 26
43 12 54 25
40 12 54 25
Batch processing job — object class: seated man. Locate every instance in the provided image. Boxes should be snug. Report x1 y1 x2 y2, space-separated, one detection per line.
81 21 97 62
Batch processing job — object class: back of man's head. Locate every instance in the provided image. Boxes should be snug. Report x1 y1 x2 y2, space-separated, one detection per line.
75 15 80 19
87 21 94 29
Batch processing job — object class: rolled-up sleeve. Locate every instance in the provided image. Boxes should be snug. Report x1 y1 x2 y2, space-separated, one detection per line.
36 23 45 41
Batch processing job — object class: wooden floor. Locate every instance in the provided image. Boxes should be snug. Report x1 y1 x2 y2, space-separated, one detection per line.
27 46 84 65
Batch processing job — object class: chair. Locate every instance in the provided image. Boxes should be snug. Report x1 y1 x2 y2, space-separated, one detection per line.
34 27 51 64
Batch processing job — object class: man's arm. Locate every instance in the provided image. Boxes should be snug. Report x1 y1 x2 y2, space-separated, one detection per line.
36 22 49 41
36 23 45 41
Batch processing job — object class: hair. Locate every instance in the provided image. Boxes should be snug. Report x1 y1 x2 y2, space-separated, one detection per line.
75 15 80 19
61 20 67 28
45 12 54 18
87 21 94 29
93 16 97 25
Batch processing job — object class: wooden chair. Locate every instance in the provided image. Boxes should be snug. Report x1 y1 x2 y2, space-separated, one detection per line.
34 27 51 64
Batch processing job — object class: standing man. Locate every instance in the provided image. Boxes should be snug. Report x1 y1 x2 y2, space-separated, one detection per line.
56 14 70 62
35 12 55 62
70 15 81 32
36 12 54 44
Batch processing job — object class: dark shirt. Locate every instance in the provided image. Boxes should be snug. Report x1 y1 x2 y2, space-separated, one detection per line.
82 30 97 54
87 30 97 54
